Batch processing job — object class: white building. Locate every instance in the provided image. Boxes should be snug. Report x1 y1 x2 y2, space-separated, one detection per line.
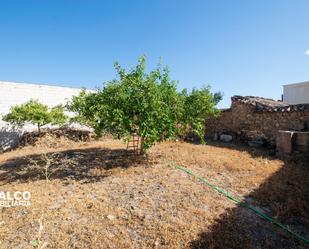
0 80 94 150
283 81 309 105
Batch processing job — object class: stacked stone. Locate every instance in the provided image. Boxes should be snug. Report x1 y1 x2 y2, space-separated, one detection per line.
231 95 309 112
206 95 309 147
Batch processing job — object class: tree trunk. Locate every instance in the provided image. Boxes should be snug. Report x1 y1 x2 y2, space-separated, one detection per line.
37 124 41 134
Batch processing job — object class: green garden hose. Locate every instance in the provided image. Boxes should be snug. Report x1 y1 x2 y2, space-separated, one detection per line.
176 165 309 245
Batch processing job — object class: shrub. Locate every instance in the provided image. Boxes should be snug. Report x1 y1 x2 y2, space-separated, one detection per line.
68 56 222 153
181 86 222 143
3 100 68 133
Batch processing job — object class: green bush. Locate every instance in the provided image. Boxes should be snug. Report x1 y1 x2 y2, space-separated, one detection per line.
3 100 68 133
68 56 222 153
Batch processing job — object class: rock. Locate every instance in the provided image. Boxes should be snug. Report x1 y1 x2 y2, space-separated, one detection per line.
248 140 264 147
213 133 218 141
106 214 115 221
220 134 232 142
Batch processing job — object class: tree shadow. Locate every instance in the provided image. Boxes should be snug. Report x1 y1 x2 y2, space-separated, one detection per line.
190 143 309 249
206 140 278 158
0 147 153 184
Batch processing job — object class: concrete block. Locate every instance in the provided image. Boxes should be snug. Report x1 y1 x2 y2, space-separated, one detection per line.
276 131 294 154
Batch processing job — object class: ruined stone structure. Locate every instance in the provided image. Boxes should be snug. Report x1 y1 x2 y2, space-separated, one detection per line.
206 96 309 146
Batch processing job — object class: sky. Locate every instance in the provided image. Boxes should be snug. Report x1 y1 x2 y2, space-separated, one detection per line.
0 0 309 108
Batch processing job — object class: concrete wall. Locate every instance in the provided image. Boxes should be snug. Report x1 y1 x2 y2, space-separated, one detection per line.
0 81 93 150
283 81 309 104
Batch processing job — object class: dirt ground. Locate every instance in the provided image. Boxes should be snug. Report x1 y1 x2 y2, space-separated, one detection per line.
0 136 308 249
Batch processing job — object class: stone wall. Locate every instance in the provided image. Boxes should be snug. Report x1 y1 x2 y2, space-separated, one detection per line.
206 96 309 145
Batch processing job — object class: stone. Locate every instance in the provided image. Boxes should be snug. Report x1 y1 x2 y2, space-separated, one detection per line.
106 214 115 220
248 140 263 147
220 134 233 142
213 133 218 141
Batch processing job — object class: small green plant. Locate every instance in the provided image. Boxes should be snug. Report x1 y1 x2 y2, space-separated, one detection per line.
30 239 39 247
2 100 68 133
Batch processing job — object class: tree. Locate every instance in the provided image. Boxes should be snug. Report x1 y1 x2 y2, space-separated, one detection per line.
2 100 68 133
181 86 222 143
68 56 222 153
67 90 104 136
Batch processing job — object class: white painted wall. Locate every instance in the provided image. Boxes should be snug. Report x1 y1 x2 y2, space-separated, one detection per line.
0 81 94 150
283 81 309 104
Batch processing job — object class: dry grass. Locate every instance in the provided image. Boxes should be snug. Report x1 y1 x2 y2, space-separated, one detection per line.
0 137 308 249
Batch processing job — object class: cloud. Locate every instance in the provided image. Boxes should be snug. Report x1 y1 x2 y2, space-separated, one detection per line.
305 49 309 56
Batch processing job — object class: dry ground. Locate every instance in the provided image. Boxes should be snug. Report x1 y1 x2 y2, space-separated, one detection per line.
0 136 308 249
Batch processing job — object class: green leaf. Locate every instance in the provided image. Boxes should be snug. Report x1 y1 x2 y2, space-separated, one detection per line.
30 239 39 247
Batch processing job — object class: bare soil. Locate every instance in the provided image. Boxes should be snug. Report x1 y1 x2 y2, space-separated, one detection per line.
0 136 308 249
